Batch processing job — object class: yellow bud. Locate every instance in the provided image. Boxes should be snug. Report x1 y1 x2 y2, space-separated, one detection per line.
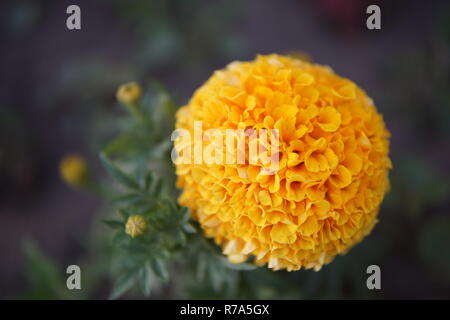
60 154 88 187
125 215 148 238
116 82 142 106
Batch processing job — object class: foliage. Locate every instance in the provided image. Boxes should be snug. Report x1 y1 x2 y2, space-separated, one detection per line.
20 241 85 300
99 83 257 299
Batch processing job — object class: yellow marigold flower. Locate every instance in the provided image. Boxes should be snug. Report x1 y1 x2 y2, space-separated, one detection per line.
60 154 88 188
174 54 392 271
125 215 148 238
116 82 142 106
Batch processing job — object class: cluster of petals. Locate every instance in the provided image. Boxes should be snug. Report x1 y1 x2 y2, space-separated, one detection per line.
174 54 391 271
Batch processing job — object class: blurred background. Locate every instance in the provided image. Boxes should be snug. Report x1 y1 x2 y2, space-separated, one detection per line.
1 0 449 299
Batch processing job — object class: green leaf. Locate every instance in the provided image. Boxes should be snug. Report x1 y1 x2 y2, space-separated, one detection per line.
113 233 130 247
152 178 163 197
144 172 154 191
138 265 153 297
112 193 143 207
150 140 172 159
180 206 191 222
102 219 124 230
102 131 145 159
176 229 187 246
109 270 136 300
100 153 140 190
182 223 196 234
119 209 130 221
196 254 207 282
152 80 176 118
22 241 66 299
209 263 225 292
150 258 169 281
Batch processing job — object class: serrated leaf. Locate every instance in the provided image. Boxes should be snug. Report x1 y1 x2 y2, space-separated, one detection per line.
100 153 140 190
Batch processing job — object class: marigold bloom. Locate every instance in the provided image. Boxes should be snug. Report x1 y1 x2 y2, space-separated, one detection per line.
125 215 148 238
116 82 142 106
174 54 391 271
60 154 88 188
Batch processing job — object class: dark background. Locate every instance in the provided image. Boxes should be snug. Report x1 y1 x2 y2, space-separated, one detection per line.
0 0 449 299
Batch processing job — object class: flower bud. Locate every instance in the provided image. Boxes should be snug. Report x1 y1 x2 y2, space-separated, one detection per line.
60 154 88 188
116 82 142 107
125 215 148 238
